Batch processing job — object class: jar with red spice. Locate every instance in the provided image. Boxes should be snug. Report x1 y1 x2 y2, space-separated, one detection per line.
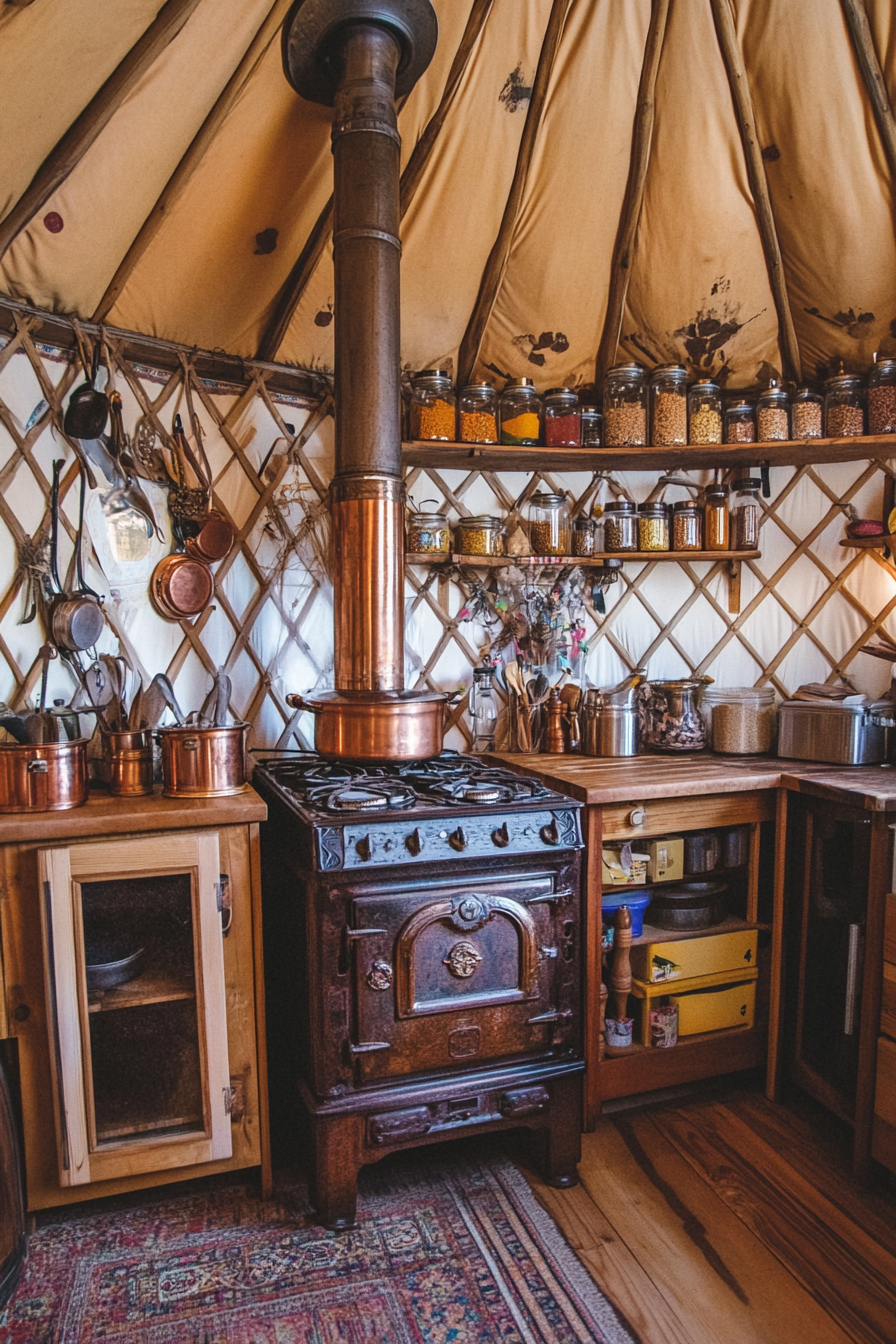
543 388 581 446
410 370 456 441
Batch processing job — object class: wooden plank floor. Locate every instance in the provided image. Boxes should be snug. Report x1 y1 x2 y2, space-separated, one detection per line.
521 1078 896 1344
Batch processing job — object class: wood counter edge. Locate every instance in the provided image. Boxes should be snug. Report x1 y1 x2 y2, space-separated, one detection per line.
0 785 267 844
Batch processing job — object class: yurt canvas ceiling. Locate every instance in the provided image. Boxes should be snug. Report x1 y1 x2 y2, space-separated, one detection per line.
2 0 896 390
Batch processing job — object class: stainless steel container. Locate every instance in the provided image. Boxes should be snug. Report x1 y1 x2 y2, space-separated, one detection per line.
0 739 88 812
159 724 248 797
777 700 894 765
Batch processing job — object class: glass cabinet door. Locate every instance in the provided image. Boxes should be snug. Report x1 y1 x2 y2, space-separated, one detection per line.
38 832 232 1186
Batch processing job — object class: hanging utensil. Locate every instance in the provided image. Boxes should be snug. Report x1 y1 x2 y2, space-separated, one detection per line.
152 673 187 727
150 513 214 622
45 461 105 653
108 391 163 540
213 670 232 727
63 337 109 441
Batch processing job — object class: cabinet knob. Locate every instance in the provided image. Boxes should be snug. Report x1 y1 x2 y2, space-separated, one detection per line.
628 807 647 827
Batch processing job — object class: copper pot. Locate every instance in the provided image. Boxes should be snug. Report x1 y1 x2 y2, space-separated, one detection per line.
184 510 235 563
150 553 214 621
285 690 449 761
0 739 88 812
158 723 248 797
106 729 154 797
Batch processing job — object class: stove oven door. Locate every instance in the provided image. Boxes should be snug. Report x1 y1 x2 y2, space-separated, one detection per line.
347 865 577 1083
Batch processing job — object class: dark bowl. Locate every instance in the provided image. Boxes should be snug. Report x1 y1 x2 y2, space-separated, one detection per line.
85 946 145 991
648 880 728 931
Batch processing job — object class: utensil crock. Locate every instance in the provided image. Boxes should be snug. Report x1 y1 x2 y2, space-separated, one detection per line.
0 739 88 812
158 723 248 797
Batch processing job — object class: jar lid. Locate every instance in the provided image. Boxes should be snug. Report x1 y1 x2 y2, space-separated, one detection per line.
606 362 644 375
409 509 448 523
794 385 821 398
825 373 862 388
458 513 503 527
638 501 668 514
731 477 762 490
650 363 687 377
531 491 568 506
874 359 896 371
725 399 754 411
672 499 700 511
505 377 536 389
544 386 576 397
415 368 452 380
580 402 601 413
705 485 729 498
605 500 636 513
461 381 494 392
692 378 720 390
758 384 788 400
574 514 595 528
703 685 775 701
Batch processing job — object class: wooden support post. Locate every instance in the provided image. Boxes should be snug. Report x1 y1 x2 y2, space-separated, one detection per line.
840 0 896 184
766 788 788 1101
728 558 742 614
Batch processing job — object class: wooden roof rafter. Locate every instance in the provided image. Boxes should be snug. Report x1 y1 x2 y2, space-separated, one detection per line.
839 0 896 182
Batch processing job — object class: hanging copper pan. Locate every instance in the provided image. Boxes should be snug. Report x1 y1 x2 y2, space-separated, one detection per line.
184 509 235 563
150 552 214 621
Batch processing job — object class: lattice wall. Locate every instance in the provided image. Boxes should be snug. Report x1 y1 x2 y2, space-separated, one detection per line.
2 309 896 757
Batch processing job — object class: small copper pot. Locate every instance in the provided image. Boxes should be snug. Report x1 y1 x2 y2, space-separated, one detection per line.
184 510 236 563
106 729 154 797
0 739 88 812
158 724 248 797
150 553 214 621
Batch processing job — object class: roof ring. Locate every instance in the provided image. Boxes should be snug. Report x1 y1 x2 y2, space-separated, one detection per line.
282 0 438 106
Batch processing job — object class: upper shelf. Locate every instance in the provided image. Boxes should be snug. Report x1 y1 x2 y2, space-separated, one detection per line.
402 434 896 473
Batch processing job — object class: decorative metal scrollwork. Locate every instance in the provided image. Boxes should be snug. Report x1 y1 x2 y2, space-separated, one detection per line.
449 895 489 932
366 960 393 991
444 940 483 979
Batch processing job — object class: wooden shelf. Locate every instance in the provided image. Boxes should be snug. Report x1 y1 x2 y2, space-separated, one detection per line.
403 434 896 473
407 550 760 566
840 533 896 549
87 967 196 1013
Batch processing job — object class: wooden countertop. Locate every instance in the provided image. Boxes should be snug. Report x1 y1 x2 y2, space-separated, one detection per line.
0 784 267 844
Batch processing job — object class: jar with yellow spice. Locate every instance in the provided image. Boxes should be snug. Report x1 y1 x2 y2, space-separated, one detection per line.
688 378 722 444
459 382 499 443
410 369 456 441
500 378 542 445
455 515 504 557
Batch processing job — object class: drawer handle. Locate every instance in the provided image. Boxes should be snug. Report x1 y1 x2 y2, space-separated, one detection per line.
844 922 863 1036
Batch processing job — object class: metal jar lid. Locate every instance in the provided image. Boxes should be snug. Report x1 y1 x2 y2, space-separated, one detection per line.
461 381 494 394
415 368 452 380
457 514 502 528
672 499 700 512
531 491 568 507
504 377 536 389
825 372 862 389
638 501 668 514
606 362 645 377
650 363 687 378
692 378 720 391
731 477 762 491
605 500 637 513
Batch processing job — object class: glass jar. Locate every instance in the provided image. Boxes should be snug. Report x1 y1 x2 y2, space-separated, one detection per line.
603 501 638 552
580 403 602 446
638 501 670 551
724 399 755 444
500 378 542 444
406 504 451 554
469 662 498 752
730 477 762 550
791 386 823 439
455 515 504 556
649 364 687 446
459 382 499 443
573 514 596 557
688 379 723 444
824 372 864 437
703 686 777 755
705 485 730 550
603 363 647 446
410 369 456 441
868 358 896 435
529 491 571 555
543 387 581 446
756 381 790 441
672 499 703 550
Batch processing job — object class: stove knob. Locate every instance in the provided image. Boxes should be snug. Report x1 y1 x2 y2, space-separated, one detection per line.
448 826 468 852
355 834 373 861
405 827 424 856
540 819 560 846
492 822 510 848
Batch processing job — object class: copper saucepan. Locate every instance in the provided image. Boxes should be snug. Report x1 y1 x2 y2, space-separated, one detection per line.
48 460 106 652
158 723 248 796
184 509 236 563
0 738 88 812
150 549 214 621
285 689 451 761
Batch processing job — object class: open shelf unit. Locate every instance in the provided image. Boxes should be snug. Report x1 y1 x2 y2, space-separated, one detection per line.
407 550 760 566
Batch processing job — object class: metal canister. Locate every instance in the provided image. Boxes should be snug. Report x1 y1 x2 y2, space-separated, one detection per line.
107 729 154 797
158 724 248 797
582 690 640 757
0 739 88 812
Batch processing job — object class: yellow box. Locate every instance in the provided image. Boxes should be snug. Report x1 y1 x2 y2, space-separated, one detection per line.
602 846 648 885
630 927 758 984
645 837 683 883
669 979 756 1035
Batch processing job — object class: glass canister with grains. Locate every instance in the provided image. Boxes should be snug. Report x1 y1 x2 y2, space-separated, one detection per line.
603 363 647 446
410 369 456 441
650 365 688 446
529 491 571 555
825 371 864 437
688 378 723 444
459 382 499 443
543 388 581 446
867 357 896 435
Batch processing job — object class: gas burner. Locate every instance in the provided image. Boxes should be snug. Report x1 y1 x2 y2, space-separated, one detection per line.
308 779 418 813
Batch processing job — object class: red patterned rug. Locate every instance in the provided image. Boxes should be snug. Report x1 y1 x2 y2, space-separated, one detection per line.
1 1146 637 1343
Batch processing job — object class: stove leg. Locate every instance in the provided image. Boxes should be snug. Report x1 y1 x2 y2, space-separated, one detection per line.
308 1115 364 1231
533 1075 582 1188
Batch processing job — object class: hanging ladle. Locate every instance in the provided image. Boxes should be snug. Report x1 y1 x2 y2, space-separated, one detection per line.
107 390 164 540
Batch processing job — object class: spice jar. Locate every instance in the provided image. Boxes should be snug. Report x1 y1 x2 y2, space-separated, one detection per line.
724 400 755 444
603 363 647 446
406 503 451 554
529 491 571 555
455 515 504 556
688 379 723 444
824 372 864 437
672 499 703 550
705 484 730 550
756 380 790 441
791 386 823 439
410 369 456 441
703 686 776 755
543 387 581 446
573 514 596 556
868 358 896 434
603 501 638 552
730 477 762 550
638 501 670 551
500 378 542 445
459 382 499 443
650 364 688 446
580 403 602 446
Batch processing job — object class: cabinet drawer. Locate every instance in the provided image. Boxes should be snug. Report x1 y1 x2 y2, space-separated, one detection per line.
882 963 896 1041
601 792 774 841
670 979 756 1035
875 1035 896 1129
630 927 758 984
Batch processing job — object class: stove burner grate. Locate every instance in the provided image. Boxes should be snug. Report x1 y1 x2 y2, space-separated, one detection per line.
307 778 418 812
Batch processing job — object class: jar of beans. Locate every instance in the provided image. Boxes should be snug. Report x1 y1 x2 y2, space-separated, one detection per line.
867 358 896 435
459 382 499 443
824 372 864 437
730 477 762 550
410 369 456 441
603 363 647 446
638 501 670 551
756 381 790 441
529 491 571 555
500 378 542 444
672 499 703 550
791 387 823 439
603 501 638 552
543 388 581 446
724 399 756 444
580 403 602 446
688 379 723 444
650 364 688 445
455 515 504 556
704 485 730 550
573 514 596 556
406 504 451 555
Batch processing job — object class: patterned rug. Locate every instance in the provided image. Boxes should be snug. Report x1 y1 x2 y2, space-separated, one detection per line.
1 1145 637 1343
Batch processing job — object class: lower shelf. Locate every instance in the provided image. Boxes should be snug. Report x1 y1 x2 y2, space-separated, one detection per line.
599 1022 764 1100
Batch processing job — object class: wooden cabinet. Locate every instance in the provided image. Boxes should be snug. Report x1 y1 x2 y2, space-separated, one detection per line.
872 893 896 1174
0 791 270 1210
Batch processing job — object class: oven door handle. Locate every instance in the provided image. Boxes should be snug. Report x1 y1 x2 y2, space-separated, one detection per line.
345 926 387 940
526 887 574 905
348 1040 391 1058
527 1009 573 1025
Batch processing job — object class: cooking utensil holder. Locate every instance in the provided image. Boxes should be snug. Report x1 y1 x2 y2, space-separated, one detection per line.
158 724 248 797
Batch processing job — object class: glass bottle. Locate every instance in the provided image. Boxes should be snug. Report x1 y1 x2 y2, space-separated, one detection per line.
500 378 542 445
603 363 647 446
868 358 896 435
543 388 581 446
459 382 499 443
602 501 638 552
468 662 498 753
730 477 762 550
672 499 703 550
406 503 451 554
791 387 823 439
756 380 790 441
409 369 456 441
573 514 596 556
638 501 670 551
705 485 730 550
724 399 755 444
580 403 602 446
824 372 864 437
455 515 504 557
688 378 723 444
650 364 688 446
529 491 571 555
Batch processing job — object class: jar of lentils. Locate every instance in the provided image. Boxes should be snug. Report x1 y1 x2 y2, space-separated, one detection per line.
410 369 456 441
603 363 647 446
543 387 581 446
603 501 638 552
529 491 571 555
580 403 602 446
638 501 670 551
573 514 596 557
688 378 723 444
500 378 542 444
756 380 790 441
791 386 823 439
724 399 756 444
730 477 762 550
406 503 451 555
867 358 896 435
824 372 864 437
455 515 504 557
459 382 499 443
705 485 731 550
650 364 688 446
672 499 703 550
